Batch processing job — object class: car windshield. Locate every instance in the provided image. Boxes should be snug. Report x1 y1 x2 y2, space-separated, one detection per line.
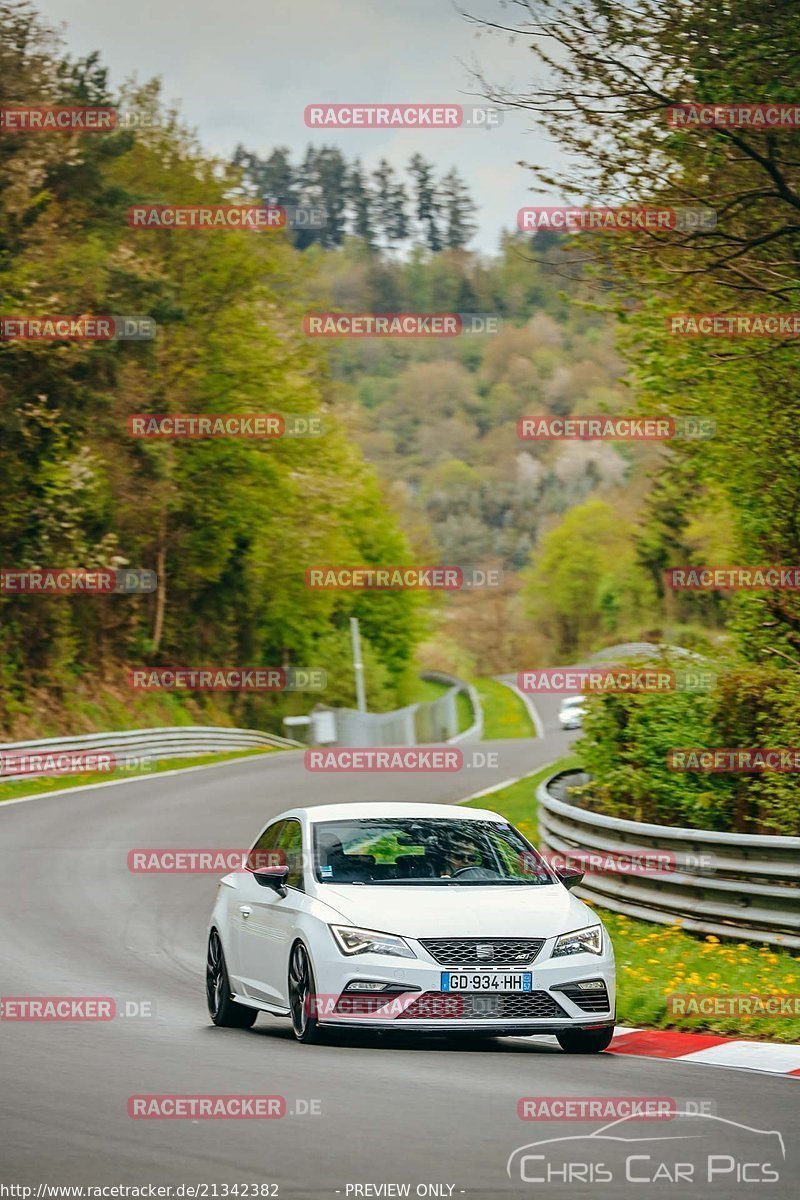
311 817 556 885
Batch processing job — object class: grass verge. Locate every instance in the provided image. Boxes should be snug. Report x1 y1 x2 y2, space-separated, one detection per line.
475 677 535 740
465 756 800 1043
0 748 274 804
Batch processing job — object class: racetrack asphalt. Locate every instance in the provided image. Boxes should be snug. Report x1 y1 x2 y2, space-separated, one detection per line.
1 717 796 1198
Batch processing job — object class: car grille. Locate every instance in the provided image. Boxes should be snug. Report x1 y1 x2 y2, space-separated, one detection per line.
419 937 545 967
556 982 611 1013
400 991 568 1020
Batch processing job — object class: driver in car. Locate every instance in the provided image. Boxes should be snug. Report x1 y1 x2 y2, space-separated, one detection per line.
442 838 484 877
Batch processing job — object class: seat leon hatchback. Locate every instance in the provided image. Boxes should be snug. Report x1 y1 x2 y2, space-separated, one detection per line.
206 802 615 1051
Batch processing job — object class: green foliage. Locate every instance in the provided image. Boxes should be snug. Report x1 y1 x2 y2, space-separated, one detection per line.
576 672 726 826
0 5 423 735
521 500 659 656
476 0 800 662
576 659 800 834
467 0 800 793
315 237 642 585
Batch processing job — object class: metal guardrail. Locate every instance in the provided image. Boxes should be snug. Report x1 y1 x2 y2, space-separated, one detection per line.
0 725 301 782
538 770 800 949
314 671 483 749
418 671 483 744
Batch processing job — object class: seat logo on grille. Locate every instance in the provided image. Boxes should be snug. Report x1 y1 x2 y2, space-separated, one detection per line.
475 944 495 961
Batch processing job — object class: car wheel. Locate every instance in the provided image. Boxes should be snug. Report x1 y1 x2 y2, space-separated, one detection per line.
288 941 324 1044
206 929 258 1028
556 1025 614 1054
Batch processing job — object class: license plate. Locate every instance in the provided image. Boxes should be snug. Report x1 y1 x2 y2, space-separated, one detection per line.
441 972 532 992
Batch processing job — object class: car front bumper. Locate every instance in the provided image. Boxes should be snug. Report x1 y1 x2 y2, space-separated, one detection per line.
310 933 615 1033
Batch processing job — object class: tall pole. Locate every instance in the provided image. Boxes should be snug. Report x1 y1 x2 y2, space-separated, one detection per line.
350 616 367 712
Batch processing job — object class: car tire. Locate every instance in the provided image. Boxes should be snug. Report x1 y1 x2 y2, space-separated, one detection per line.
556 1025 614 1054
206 929 258 1028
288 941 325 1044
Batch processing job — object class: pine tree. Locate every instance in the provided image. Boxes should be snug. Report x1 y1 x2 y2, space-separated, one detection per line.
259 147 297 208
372 159 396 246
441 168 477 249
371 159 411 247
388 181 409 244
388 181 410 244
348 160 375 246
312 146 348 247
408 154 442 251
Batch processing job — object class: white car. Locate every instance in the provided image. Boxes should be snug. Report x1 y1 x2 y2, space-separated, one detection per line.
558 695 587 730
206 802 615 1051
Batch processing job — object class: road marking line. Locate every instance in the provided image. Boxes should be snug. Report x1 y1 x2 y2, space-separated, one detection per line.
0 749 295 810
456 760 559 805
459 777 520 802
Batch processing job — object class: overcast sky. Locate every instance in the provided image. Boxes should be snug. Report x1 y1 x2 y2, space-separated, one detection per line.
35 0 564 253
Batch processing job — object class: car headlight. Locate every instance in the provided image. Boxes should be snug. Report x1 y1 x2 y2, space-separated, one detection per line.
330 925 416 959
551 925 603 957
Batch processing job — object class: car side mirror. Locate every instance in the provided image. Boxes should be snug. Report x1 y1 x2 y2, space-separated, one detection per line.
252 865 289 895
557 867 584 890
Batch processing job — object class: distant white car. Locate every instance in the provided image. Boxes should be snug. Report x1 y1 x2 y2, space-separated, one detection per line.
206 802 615 1051
558 695 586 730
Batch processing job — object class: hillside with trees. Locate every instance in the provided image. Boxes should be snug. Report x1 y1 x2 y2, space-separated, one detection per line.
464 0 800 834
0 3 424 736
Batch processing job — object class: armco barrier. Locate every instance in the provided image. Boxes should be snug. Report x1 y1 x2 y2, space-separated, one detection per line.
322 671 482 748
0 725 301 783
418 670 483 744
537 770 800 949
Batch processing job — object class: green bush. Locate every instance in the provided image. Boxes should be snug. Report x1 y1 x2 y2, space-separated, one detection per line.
575 659 800 834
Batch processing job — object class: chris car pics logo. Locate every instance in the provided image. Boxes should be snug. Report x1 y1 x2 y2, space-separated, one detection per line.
507 1112 784 1186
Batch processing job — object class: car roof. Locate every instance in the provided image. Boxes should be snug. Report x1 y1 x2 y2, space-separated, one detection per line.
271 801 510 824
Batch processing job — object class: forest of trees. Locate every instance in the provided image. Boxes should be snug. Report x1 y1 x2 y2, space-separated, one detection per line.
465 0 800 833
0 3 425 736
233 145 477 251
307 234 732 672
0 0 745 737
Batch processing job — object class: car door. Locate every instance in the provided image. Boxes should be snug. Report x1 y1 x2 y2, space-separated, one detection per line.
237 818 309 1007
228 819 283 996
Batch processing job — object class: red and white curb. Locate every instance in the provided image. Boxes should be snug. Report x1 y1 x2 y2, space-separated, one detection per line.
608 1025 800 1076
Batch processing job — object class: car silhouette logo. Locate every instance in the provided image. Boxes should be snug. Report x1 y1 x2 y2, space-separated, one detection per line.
507 1112 786 1183
476 944 494 961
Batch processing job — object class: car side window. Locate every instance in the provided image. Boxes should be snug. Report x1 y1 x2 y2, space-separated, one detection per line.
276 819 304 891
247 820 285 871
